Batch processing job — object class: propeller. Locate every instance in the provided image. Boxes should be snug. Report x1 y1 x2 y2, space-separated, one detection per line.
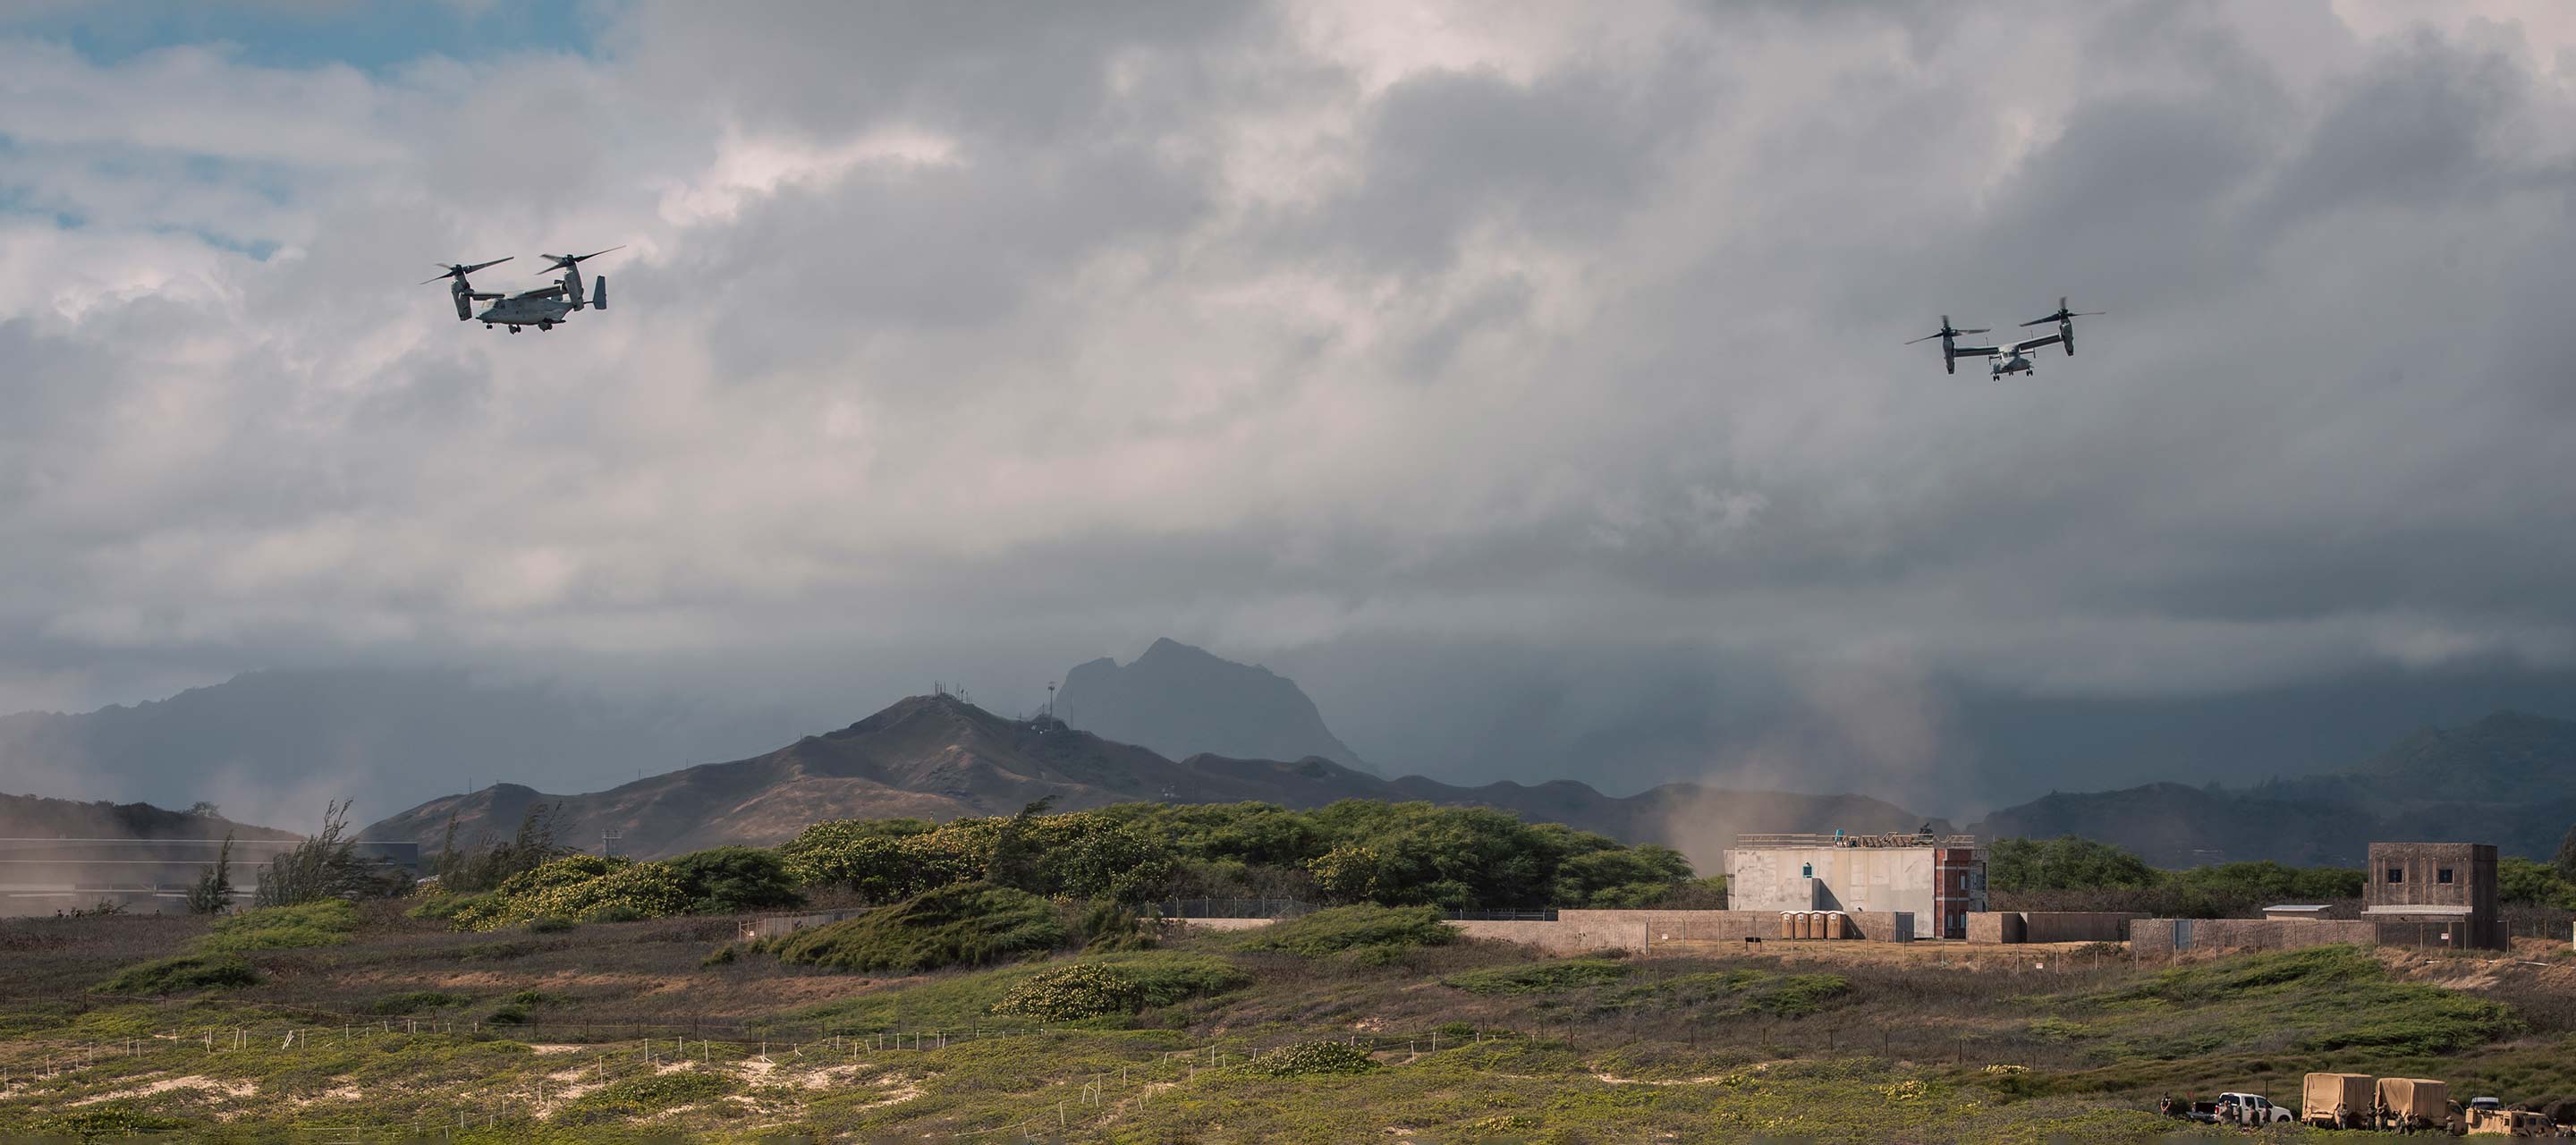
422 257 511 285
2021 296 2105 327
1904 316 1989 344
535 246 623 275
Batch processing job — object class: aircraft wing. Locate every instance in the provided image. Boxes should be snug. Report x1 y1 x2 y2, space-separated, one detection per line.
1949 344 2003 357
512 284 567 301
2009 333 2063 353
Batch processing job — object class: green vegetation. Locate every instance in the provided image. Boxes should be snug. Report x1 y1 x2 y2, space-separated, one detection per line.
93 953 258 995
1989 835 2368 916
199 899 361 952
2094 945 2516 1057
1232 904 1454 958
665 845 806 913
2498 855 2576 909
431 802 575 894
369 989 464 1014
771 883 1065 972
1444 958 1632 995
993 963 1145 1021
783 799 1699 911
446 855 693 930
1240 1040 1377 1076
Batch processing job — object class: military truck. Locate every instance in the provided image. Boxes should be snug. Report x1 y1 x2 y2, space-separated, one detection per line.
2464 1107 2555 1135
2377 1077 2453 1134
2305 1073 2376 1130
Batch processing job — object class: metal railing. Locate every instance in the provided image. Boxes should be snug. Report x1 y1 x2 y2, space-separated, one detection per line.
1149 897 1308 920
1445 908 1558 921
1734 832 1978 850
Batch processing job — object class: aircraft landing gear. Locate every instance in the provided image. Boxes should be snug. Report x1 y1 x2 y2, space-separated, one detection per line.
484 323 494 328
509 325 521 333
538 320 553 331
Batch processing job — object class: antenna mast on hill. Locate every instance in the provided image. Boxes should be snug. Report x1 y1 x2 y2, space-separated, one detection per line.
1046 682 1056 719
600 829 622 859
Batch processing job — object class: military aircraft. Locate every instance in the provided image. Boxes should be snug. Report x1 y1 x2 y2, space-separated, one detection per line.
1907 297 2104 377
424 246 620 333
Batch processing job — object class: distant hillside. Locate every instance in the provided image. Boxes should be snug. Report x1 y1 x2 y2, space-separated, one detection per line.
1058 639 1377 775
0 666 812 822
0 792 296 843
363 693 1933 868
1973 711 2576 865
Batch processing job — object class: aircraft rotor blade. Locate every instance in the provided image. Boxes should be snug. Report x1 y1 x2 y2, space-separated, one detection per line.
422 256 512 284
1959 327 1988 334
1903 332 1943 344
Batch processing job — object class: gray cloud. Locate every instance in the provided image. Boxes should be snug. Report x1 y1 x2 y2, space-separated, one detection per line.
3 2 2574 816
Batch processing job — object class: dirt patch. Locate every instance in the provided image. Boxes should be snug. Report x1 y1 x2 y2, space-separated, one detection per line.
67 1074 258 1107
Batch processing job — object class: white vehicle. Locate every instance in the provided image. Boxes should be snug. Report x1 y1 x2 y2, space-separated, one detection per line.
2209 1092 2294 1125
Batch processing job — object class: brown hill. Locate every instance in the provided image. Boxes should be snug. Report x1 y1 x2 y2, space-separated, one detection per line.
0 792 297 843
361 693 1933 868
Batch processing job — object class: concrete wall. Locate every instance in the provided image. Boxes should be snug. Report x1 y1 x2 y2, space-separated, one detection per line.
741 908 867 941
1967 912 2025 944
2130 918 2378 956
1730 845 1983 939
2020 912 2136 944
1451 909 1912 955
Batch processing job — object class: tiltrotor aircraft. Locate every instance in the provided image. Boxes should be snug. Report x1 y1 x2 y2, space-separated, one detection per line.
422 246 621 333
1907 296 2105 377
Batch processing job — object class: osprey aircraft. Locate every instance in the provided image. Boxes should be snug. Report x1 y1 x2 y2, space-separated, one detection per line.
1907 296 2104 377
422 246 621 333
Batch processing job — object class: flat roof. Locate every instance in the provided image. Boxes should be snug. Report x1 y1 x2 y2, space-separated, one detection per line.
2362 904 2476 916
2263 904 2331 912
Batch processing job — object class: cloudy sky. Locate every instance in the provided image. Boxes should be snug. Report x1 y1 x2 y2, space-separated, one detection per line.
4 1 2575 815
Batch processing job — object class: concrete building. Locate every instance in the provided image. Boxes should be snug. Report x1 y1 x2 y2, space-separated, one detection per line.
2364 841 2502 950
1727 832 1985 939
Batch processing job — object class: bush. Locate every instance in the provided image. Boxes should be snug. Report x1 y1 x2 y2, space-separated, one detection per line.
701 945 739 968
666 846 806 914
994 964 1145 1022
95 954 258 996
199 899 360 952
770 883 1065 973
369 990 464 1015
446 856 693 931
1235 904 1454 958
1745 973 1852 1017
254 800 408 906
578 1070 737 1112
1241 1040 1377 1077
526 916 578 934
1443 958 1631 995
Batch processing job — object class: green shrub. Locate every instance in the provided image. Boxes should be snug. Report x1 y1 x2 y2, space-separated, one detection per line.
1240 1040 1377 1077
31 1108 194 1138
579 1069 738 1111
1235 904 1453 957
1444 958 1632 995
446 855 694 930
526 915 578 933
666 846 806 914
369 990 464 1015
701 945 739 968
95 954 258 996
994 963 1145 1021
1746 973 1851 1017
199 898 361 952
770 883 1065 972
407 891 489 921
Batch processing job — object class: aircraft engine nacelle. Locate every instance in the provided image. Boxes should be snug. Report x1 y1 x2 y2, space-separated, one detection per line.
1942 336 1957 374
452 282 471 321
591 276 606 311
2060 318 2075 356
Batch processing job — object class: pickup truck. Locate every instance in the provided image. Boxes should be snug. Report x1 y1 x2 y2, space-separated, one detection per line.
2201 1092 2294 1125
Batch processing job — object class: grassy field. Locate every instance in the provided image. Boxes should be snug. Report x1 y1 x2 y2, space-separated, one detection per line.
4 902 2574 1142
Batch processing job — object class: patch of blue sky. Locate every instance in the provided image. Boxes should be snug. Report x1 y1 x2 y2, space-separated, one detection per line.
3 1 610 73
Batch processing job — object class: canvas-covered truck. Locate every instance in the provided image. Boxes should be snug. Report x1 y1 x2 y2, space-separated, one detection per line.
2305 1073 2377 1129
2377 1078 2453 1134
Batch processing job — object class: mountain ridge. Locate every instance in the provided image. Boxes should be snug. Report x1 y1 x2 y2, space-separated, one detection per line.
360 692 1935 869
